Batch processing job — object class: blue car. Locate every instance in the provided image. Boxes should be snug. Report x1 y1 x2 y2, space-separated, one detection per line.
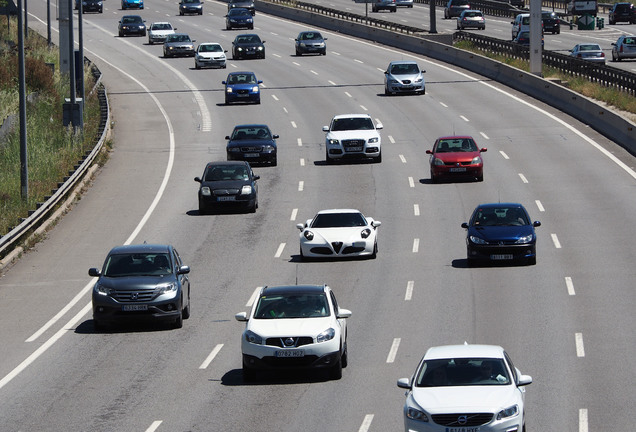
461 203 541 265
121 0 143 10
225 8 254 30
222 71 262 105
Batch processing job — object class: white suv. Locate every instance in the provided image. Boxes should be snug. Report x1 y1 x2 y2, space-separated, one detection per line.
323 114 383 164
235 284 351 381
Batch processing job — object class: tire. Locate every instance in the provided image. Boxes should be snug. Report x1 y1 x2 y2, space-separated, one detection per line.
119 31 124 37
182 293 191 319
249 24 254 29
195 63 200 69
173 311 183 329
199 10 202 15
476 173 483 182
326 150 334 164
243 366 257 382
375 152 382 163
329 357 343 380
371 241 378 258
527 256 537 265
430 172 438 183
248 203 256 213
341 343 348 368
271 157 277 167
93 319 104 331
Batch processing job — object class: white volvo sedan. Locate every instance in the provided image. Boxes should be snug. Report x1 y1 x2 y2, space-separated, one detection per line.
235 284 351 381
296 209 381 260
397 344 532 432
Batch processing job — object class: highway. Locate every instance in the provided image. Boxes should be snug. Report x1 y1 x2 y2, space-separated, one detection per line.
1 0 635 431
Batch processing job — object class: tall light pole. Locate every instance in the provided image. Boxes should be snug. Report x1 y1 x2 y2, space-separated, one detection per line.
17 0 28 199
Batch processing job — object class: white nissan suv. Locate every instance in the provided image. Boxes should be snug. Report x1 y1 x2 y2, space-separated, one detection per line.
323 114 383 164
235 284 351 381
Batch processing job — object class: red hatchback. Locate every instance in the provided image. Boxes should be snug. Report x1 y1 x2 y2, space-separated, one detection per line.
426 136 486 182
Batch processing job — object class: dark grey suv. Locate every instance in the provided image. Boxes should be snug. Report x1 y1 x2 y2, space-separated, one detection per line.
90 244 191 329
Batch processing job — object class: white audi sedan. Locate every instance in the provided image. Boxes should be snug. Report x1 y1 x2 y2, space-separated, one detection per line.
235 284 351 381
296 209 381 260
397 344 532 432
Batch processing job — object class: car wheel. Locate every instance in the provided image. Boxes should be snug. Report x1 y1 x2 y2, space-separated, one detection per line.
248 202 257 213
299 247 306 261
93 319 104 331
375 152 382 163
329 357 343 380
119 31 124 37
225 98 230 105
371 241 378 258
179 11 184 15
476 173 483 182
430 172 438 183
341 343 348 368
182 294 191 319
271 157 277 167
243 366 257 382
527 256 537 265
199 202 208 215
249 24 254 29
325 150 334 164
195 63 200 69
173 311 183 329
199 10 202 14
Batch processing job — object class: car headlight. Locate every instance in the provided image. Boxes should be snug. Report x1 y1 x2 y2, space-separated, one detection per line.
368 137 379 143
94 282 112 296
201 186 211 196
471 156 482 164
360 228 371 239
515 234 534 244
257 46 264 51
432 157 445 166
300 42 307 47
469 235 487 244
237 47 244 51
406 407 429 422
251 86 260 92
316 328 335 343
247 18 253 22
496 404 519 420
245 330 263 344
263 145 275 151
327 138 340 145
414 77 423 83
226 87 233 93
157 282 177 294
303 230 314 240
228 147 241 153
240 185 253 195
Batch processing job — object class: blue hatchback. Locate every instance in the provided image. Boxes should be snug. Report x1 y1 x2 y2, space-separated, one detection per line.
121 0 143 10
461 203 541 265
222 71 262 105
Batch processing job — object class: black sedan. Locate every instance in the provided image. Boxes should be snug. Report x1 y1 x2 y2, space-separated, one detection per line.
89 244 191 329
194 161 259 214
461 203 541 265
118 15 146 37
232 33 265 59
225 8 254 30
226 124 278 166
228 0 255 15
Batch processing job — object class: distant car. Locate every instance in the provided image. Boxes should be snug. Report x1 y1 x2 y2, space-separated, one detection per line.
225 8 254 30
235 284 351 381
194 161 259 213
608 2 636 24
179 0 203 15
511 13 529 39
222 71 262 104
569 43 606 64
397 344 532 432
395 0 414 7
508 0 525 8
89 244 191 329
457 9 485 29
372 0 397 12
295 30 327 56
384 60 426 95
148 22 176 45
541 10 560 34
163 33 196 57
611 35 636 61
444 0 470 19
512 30 543 46
81 0 103 13
231 33 265 59
461 202 541 265
227 0 255 15
226 124 278 166
323 114 383 163
195 42 227 69
118 15 146 37
296 209 381 260
121 0 143 10
426 136 486 182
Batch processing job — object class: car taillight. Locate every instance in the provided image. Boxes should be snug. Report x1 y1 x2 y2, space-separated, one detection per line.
600 52 605 57
620 45 624 52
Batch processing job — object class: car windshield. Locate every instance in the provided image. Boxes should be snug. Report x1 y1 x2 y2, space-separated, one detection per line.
229 8 250 16
200 44 222 52
203 165 248 181
473 206 530 226
152 23 172 30
311 212 366 228
232 126 271 140
253 293 330 319
331 117 374 131
579 44 601 51
300 32 322 40
103 253 172 277
167 34 191 42
236 35 261 44
227 73 257 84
123 16 142 23
435 138 478 152
415 358 511 387
390 63 420 75
182 0 198 4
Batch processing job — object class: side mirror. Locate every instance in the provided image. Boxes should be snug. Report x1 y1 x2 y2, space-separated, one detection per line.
194 176 202 183
322 125 329 132
296 223 304 231
337 308 352 319
177 265 190 275
222 81 227 85
461 222 469 229
235 312 248 322
426 149 433 154
480 147 487 152
225 135 231 140
518 374 533 386
372 221 381 228
88 268 101 277
272 134 280 139
533 221 541 227
397 378 411 389
253 174 260 180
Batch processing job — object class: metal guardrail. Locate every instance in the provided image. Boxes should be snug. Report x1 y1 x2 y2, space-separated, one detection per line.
0 63 110 261
454 31 636 96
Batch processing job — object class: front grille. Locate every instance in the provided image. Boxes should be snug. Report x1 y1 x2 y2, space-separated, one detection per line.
444 161 473 166
342 246 365 254
111 289 157 302
240 146 262 152
331 241 343 253
432 413 493 427
342 139 365 148
213 188 240 196
265 337 313 347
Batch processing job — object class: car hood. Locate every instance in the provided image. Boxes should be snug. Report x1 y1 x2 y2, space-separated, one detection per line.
247 317 333 337
227 138 275 148
166 41 193 47
433 151 480 163
307 226 371 242
411 385 520 413
326 130 379 140
235 42 263 48
388 72 423 82
197 51 226 59
97 275 176 291
150 29 174 35
468 225 534 242
201 179 251 189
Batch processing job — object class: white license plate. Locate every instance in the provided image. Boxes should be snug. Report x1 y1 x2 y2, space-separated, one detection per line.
491 254 513 260
346 147 363 152
449 167 467 172
244 153 259 157
275 350 305 358
218 196 236 201
446 428 480 432
122 304 148 311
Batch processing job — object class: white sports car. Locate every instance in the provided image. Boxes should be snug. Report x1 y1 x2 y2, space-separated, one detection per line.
397 344 532 432
296 209 380 260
